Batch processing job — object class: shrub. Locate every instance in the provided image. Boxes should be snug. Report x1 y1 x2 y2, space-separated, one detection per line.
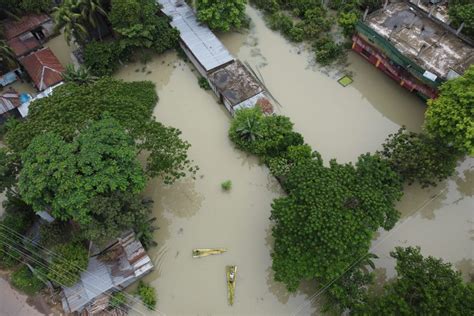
137 281 157 310
313 37 344 65
11 265 45 295
198 77 211 90
221 180 232 191
47 242 89 286
19 0 51 13
302 7 332 40
338 11 360 37
109 291 128 309
196 0 248 32
84 41 129 77
268 12 294 37
62 65 97 85
250 0 280 13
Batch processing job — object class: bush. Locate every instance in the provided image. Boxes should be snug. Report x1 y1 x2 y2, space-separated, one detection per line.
137 281 157 310
250 0 280 13
268 12 294 37
19 0 51 13
196 0 248 32
338 11 359 37
11 265 45 295
221 180 232 191
109 291 128 309
198 77 211 90
47 242 89 286
229 107 303 159
84 41 129 77
302 7 332 40
313 37 344 65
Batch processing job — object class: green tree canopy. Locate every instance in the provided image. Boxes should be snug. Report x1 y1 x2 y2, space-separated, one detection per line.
196 0 248 32
355 247 474 315
109 0 179 52
5 77 195 183
425 65 474 155
18 118 146 223
380 127 460 187
271 153 403 291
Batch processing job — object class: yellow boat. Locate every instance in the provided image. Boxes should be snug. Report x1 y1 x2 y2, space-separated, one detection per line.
226 265 237 306
192 248 227 258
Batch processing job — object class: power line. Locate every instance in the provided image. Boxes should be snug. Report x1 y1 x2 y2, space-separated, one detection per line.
0 224 162 315
0 221 149 309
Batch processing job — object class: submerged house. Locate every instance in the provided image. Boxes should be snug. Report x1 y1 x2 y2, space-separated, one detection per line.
0 88 21 123
158 0 273 115
2 13 55 58
19 47 65 91
62 232 153 315
353 1 473 99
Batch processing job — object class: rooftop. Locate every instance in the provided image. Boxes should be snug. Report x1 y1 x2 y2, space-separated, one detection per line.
19 48 64 91
208 61 263 107
0 88 20 115
158 0 234 72
365 2 474 79
1 14 51 40
7 34 41 57
62 232 153 313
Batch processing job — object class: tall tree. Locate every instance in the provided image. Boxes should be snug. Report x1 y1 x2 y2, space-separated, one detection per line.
5 78 196 183
18 118 146 223
425 65 474 155
0 40 17 70
53 0 107 44
270 153 403 291
380 127 460 187
109 0 179 52
355 247 474 315
196 0 248 32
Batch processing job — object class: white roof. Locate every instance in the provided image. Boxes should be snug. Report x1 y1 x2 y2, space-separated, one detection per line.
158 0 234 72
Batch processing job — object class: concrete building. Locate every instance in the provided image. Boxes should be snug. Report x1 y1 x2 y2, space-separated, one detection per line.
353 1 473 99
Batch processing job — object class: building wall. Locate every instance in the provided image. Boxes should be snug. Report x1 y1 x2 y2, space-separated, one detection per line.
180 42 207 78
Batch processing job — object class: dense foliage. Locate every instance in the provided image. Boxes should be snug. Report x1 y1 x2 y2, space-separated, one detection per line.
448 1 474 40
63 65 98 85
109 291 128 309
10 265 45 295
5 78 195 182
137 281 157 310
47 242 89 286
18 118 146 224
196 0 248 32
19 0 51 13
0 196 36 268
229 109 403 294
425 65 474 155
271 153 403 291
355 247 474 315
380 127 460 187
229 107 303 159
109 0 179 52
83 41 130 76
0 0 51 16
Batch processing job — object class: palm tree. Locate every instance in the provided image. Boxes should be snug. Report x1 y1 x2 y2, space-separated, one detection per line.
62 64 98 85
236 116 262 141
53 0 107 45
0 40 16 69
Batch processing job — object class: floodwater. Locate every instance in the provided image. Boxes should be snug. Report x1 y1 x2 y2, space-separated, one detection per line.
115 5 472 316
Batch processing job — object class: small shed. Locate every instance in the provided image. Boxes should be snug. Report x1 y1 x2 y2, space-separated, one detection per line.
61 232 154 314
2 14 54 57
0 87 21 123
207 61 266 115
20 48 64 91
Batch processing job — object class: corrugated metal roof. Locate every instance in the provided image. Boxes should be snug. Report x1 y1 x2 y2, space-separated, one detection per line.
158 0 234 72
62 232 153 313
0 88 20 115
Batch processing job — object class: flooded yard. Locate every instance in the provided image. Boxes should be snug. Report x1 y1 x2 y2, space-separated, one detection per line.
115 6 472 315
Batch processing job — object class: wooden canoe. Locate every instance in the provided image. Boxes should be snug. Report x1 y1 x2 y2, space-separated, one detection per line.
226 265 237 306
192 248 227 258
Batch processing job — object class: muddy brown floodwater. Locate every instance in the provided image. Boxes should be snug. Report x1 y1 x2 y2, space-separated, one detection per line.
116 6 472 316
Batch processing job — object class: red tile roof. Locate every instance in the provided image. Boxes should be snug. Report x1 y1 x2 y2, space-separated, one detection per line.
7 36 41 57
2 14 51 40
20 48 65 91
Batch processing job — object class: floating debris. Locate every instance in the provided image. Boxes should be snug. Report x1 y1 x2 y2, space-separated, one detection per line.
338 75 353 87
192 248 227 258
